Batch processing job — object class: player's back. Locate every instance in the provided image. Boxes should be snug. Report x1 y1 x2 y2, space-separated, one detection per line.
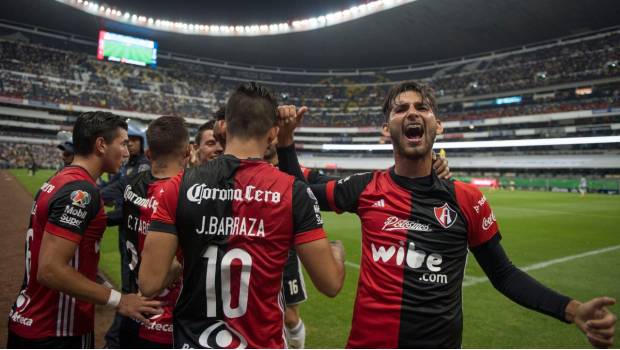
163 155 297 348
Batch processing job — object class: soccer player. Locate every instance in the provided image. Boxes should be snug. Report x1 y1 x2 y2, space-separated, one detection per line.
118 116 188 348
138 82 345 348
7 111 162 349
275 106 452 349
276 82 617 348
192 119 223 166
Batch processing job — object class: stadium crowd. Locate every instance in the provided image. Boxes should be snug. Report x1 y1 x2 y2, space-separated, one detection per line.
0 142 62 169
1 31 618 125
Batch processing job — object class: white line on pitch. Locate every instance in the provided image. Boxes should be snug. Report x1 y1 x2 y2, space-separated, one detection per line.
345 261 360 269
344 244 620 288
496 206 618 219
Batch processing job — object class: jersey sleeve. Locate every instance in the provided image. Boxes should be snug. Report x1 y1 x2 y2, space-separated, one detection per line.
149 171 182 235
292 180 327 245
325 172 374 214
454 181 499 247
45 180 101 243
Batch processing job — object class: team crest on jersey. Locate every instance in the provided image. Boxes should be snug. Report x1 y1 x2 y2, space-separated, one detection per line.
70 190 91 208
433 203 457 229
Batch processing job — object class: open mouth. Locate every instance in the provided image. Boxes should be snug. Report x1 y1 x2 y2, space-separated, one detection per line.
404 123 424 143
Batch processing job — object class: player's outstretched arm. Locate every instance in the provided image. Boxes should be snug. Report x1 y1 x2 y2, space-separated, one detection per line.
37 233 163 324
139 231 179 298
297 239 345 297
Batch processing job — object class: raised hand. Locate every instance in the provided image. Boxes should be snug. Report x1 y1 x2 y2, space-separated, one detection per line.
277 105 308 147
432 152 452 179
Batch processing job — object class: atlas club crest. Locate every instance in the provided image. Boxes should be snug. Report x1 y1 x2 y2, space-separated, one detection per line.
434 203 457 229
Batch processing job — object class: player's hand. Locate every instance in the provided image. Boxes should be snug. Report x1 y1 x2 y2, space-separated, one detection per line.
329 240 345 264
277 105 308 147
117 293 164 325
572 297 616 348
432 152 451 179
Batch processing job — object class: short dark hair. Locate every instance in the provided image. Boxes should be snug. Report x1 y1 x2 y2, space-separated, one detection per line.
195 120 215 145
73 111 128 156
213 106 226 121
225 82 278 140
147 116 189 160
382 81 438 120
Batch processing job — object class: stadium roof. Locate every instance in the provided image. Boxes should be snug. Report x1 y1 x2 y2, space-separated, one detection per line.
1 0 619 69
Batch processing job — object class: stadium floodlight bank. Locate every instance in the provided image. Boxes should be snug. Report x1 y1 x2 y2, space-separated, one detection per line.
55 0 418 36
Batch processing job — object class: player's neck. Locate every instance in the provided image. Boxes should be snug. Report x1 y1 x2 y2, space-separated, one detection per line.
71 155 104 180
224 137 267 160
151 159 183 179
393 151 432 178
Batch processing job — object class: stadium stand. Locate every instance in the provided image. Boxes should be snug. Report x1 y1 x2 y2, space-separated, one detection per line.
0 21 619 192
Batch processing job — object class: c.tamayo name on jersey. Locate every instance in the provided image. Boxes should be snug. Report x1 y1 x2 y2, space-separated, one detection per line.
124 184 158 236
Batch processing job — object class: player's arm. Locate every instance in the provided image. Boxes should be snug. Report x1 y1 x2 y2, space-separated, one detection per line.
291 180 345 297
297 239 345 297
472 237 616 348
38 234 162 323
38 181 161 323
139 231 179 298
459 182 616 348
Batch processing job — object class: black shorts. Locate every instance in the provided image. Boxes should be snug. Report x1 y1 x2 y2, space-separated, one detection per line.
7 330 94 349
282 249 307 306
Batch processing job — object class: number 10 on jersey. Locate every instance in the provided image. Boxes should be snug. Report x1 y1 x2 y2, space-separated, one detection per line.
203 246 253 319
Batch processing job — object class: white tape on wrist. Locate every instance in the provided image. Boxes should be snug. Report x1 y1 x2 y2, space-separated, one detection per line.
106 289 121 308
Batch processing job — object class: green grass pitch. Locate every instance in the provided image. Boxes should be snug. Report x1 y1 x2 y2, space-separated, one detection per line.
11 169 619 348
103 40 153 65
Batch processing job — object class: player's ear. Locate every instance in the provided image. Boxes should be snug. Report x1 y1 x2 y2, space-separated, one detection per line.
381 122 390 137
94 136 107 156
145 149 152 161
435 119 444 135
219 120 227 139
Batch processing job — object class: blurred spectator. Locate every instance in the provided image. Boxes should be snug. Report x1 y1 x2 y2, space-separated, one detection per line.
57 141 74 168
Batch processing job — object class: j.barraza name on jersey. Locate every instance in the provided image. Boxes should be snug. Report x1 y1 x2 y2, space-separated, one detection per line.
196 216 265 237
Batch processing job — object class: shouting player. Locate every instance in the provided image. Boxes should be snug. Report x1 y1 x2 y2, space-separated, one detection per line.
7 111 162 349
138 82 345 348
276 82 617 348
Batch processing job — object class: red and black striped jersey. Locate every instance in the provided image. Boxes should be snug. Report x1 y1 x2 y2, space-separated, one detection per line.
150 155 326 349
9 165 106 339
122 170 179 344
320 168 498 348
